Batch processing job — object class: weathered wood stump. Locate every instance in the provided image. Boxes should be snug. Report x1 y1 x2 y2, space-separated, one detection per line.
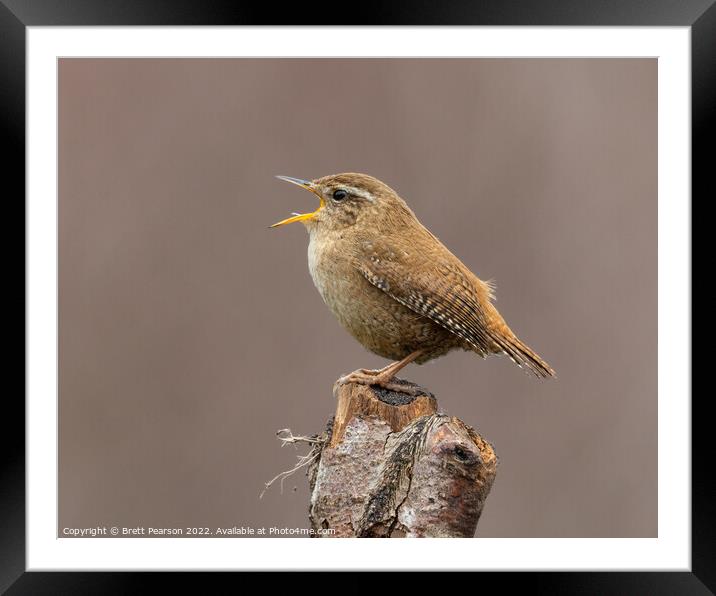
302 378 498 537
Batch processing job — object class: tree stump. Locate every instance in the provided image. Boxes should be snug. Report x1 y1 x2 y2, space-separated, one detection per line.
301 378 498 538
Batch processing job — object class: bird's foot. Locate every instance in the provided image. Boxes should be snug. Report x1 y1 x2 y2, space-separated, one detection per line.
335 368 424 396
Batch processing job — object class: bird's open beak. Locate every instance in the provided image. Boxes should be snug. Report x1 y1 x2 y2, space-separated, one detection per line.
270 176 325 228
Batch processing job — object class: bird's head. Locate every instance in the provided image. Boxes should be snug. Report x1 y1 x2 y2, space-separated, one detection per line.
271 172 413 233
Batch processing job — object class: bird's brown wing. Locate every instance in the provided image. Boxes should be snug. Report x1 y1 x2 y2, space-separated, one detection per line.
352 234 555 377
352 235 497 356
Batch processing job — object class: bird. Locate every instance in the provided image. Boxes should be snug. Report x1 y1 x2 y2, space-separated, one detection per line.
271 173 555 394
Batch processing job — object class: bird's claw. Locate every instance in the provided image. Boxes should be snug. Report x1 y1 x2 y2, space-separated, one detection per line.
335 369 422 396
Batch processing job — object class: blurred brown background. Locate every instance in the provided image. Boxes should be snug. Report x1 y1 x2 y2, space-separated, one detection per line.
58 58 656 537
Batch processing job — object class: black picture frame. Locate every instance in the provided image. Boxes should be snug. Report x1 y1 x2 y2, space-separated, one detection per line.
5 1 706 592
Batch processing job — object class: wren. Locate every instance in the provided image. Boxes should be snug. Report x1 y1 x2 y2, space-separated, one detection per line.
271 173 555 394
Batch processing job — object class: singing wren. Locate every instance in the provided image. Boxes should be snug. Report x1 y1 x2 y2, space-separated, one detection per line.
271 173 555 394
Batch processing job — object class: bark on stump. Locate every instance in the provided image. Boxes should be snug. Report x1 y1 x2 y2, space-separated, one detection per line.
304 378 498 537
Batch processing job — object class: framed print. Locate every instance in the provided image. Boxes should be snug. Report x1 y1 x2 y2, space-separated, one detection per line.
6 0 707 591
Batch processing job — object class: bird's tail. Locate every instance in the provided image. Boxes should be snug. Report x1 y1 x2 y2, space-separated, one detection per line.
491 332 556 378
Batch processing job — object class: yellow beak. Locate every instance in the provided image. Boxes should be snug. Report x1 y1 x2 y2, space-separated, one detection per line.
270 176 325 228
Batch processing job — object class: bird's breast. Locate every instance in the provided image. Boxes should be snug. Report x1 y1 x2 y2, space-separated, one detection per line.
307 233 366 319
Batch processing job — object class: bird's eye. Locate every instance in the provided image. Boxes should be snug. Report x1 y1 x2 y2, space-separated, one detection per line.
332 189 348 202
